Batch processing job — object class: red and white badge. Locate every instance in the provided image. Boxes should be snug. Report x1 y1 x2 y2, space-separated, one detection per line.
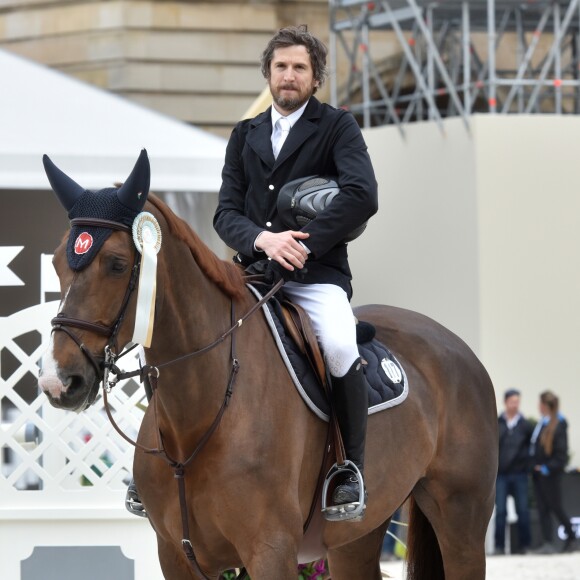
74 232 93 255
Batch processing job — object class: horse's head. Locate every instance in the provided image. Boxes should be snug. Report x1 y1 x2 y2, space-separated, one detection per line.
38 150 151 411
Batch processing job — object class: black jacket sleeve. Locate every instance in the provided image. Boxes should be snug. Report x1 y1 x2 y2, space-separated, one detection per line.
213 124 264 259
301 112 378 259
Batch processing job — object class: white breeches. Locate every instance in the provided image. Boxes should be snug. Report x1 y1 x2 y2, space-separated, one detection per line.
283 282 359 377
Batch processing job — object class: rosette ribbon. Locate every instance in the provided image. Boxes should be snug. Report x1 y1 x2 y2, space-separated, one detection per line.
131 212 162 347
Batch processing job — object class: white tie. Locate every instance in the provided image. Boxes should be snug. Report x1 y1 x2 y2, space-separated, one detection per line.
273 117 291 159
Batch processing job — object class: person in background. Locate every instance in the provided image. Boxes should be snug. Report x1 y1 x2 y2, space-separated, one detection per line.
531 390 577 554
494 388 533 555
381 507 402 561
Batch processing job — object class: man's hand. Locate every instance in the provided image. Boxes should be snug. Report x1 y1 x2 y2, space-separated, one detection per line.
255 230 310 271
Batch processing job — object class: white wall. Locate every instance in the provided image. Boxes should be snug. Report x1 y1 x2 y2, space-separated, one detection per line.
353 115 580 463
352 117 481 349
475 115 580 465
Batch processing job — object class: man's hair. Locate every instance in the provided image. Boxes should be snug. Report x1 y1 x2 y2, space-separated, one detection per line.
504 388 521 401
260 25 328 93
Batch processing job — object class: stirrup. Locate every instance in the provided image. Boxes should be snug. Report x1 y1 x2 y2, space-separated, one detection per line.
321 460 366 522
125 482 148 518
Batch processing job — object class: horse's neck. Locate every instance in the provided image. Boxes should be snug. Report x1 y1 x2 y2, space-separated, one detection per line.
145 252 240 438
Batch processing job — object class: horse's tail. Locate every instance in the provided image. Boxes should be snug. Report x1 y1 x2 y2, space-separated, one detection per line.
405 496 444 580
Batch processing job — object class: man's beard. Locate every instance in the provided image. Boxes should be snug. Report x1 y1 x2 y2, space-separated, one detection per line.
273 93 306 113
271 83 313 113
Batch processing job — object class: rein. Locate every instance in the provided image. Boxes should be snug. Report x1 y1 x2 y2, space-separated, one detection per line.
102 282 281 580
101 278 284 454
104 277 283 390
51 217 284 579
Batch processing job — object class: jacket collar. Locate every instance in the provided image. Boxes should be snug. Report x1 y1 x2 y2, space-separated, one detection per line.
246 97 322 170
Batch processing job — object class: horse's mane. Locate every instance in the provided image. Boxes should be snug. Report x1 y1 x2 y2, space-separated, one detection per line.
147 194 246 300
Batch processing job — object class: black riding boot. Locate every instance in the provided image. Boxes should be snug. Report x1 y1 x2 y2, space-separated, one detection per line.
331 358 369 505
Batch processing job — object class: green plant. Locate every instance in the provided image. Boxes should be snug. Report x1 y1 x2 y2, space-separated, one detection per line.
219 559 329 580
298 558 328 579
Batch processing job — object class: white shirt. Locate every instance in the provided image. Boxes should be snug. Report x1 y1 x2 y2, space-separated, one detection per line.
503 412 522 430
254 101 311 253
270 100 309 154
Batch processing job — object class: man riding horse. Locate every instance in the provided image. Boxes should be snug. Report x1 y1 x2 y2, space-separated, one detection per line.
214 25 378 508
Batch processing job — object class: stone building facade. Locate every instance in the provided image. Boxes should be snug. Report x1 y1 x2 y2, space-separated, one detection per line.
0 1 330 136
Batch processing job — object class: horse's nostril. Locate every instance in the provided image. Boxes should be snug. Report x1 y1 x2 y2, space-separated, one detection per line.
63 375 85 394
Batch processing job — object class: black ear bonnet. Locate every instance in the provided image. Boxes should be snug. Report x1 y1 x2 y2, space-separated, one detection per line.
43 150 150 270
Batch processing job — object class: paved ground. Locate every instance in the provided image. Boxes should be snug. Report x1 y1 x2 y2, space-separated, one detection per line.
380 552 580 579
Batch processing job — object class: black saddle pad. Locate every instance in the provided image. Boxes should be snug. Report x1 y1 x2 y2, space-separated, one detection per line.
247 285 409 422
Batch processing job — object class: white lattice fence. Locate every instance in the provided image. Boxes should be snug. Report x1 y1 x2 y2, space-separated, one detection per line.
0 302 163 579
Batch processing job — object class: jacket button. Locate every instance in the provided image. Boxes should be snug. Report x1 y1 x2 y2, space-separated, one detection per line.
266 222 272 227
268 184 275 191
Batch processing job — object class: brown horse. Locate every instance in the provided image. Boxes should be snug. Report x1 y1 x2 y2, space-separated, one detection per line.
38 153 497 579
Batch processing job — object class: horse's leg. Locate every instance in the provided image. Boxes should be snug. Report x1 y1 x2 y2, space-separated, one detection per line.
236 530 301 580
412 480 491 580
326 521 390 580
156 536 217 580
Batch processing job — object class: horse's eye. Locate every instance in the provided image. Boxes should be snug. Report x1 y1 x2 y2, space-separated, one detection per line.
110 258 128 274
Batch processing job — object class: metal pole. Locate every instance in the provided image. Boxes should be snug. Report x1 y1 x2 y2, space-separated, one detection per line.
366 54 405 136
336 22 364 112
361 19 371 128
487 0 497 113
470 8 509 109
382 0 445 133
554 2 562 114
501 7 551 113
576 0 580 114
525 0 579 114
462 2 471 115
415 26 423 121
403 0 469 130
427 5 435 120
329 0 338 108
515 7 525 113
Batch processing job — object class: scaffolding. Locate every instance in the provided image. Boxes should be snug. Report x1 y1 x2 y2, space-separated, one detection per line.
329 0 580 133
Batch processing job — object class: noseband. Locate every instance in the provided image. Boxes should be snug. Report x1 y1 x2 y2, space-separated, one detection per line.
51 218 141 379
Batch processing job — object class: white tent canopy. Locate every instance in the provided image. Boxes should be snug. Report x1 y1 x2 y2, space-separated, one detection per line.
0 49 227 192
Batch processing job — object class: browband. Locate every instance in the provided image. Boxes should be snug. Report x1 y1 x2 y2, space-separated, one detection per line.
70 218 131 232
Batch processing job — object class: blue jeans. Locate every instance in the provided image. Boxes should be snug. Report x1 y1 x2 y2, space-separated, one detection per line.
382 509 401 555
495 472 531 551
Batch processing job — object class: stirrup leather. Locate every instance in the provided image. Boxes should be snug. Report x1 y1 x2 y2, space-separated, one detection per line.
321 460 366 522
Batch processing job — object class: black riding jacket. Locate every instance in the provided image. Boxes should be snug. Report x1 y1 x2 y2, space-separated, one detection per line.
531 418 569 474
498 413 533 474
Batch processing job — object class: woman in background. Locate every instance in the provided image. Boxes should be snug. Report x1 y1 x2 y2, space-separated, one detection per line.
530 390 577 553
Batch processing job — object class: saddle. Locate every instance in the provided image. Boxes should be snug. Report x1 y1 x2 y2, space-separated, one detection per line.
279 300 377 390
247 282 408 521
280 300 327 388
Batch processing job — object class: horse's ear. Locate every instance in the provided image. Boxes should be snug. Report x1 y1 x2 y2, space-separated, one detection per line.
43 154 85 212
116 149 150 212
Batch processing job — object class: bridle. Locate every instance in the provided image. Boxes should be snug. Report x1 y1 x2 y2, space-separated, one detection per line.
50 215 282 580
51 218 141 384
